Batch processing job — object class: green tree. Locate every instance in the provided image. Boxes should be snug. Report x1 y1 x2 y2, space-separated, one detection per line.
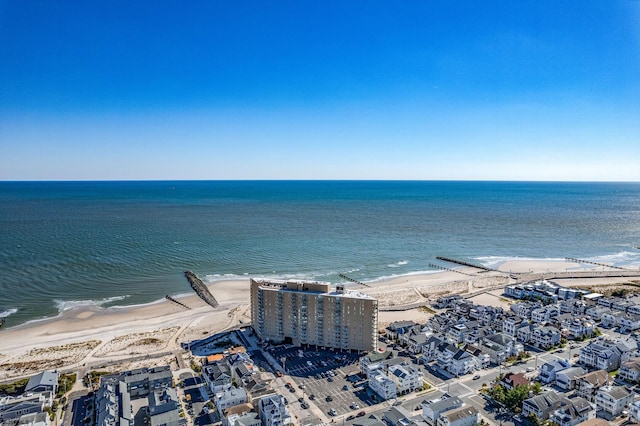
504 385 529 412
530 381 542 395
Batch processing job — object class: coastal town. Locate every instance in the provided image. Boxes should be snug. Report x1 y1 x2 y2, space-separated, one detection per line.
3 262 640 426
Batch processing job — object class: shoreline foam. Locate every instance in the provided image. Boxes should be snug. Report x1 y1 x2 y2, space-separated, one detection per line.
1 258 640 381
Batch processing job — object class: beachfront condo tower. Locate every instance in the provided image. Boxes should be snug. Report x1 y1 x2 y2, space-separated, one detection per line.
250 279 378 352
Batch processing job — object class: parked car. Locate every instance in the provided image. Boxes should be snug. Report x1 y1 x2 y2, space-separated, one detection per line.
309 394 316 400
342 385 349 391
351 403 360 410
329 409 337 416
326 395 334 402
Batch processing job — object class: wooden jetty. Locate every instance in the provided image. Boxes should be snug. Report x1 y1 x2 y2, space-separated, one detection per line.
338 273 371 288
184 270 219 308
435 256 500 273
428 263 474 276
565 257 631 271
165 295 191 310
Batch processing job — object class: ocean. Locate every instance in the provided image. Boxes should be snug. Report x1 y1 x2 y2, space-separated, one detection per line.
1 180 639 327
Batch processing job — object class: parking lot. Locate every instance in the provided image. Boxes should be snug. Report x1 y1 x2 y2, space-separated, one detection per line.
267 345 361 377
266 345 374 418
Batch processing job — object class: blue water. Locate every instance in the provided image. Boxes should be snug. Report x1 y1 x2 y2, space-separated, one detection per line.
1 180 639 327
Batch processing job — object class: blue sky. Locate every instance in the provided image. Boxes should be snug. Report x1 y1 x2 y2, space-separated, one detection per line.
1 1 639 181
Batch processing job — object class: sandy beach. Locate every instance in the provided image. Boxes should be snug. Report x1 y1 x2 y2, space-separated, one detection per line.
1 259 638 382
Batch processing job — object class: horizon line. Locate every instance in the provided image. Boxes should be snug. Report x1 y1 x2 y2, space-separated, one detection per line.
1 179 639 184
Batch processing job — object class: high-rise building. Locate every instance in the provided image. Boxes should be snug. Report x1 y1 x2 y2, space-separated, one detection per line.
250 279 378 352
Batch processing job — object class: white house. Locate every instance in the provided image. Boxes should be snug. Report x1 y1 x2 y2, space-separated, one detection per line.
215 386 248 418
555 367 587 391
257 394 291 426
369 369 397 401
530 326 561 349
579 341 622 372
388 364 423 395
594 386 633 419
437 406 479 426
619 358 640 383
549 397 595 426
421 396 463 426
538 359 571 384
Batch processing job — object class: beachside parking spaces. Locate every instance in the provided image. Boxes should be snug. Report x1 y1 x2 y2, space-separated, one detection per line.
265 345 370 417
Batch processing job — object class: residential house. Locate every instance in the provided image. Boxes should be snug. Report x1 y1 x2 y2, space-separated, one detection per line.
382 406 414 426
437 406 479 426
511 303 541 320
224 402 255 426
522 391 564 421
538 359 572 384
404 333 429 354
629 400 640 424
421 336 445 363
387 321 418 340
530 326 561 349
462 345 490 369
566 318 595 340
557 288 586 301
0 392 51 425
353 415 387 426
601 311 625 329
620 358 640 383
388 364 424 395
500 373 529 391
436 344 459 371
597 298 617 309
579 341 622 372
612 299 635 313
227 411 261 426
504 285 528 299
446 324 470 344
575 370 609 402
502 316 524 337
555 367 587 391
594 385 633 419
549 397 595 426
421 396 463 426
148 388 181 426
619 313 640 333
216 386 248 418
25 371 59 394
629 304 640 316
257 395 291 426
360 350 394 376
448 350 477 377
369 369 397 401
574 419 610 426
585 307 610 322
531 306 559 324
433 295 462 309
203 362 233 394
480 334 524 365
516 323 535 344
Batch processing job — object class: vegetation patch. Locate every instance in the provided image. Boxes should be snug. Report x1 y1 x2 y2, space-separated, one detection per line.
0 377 29 396
57 373 77 398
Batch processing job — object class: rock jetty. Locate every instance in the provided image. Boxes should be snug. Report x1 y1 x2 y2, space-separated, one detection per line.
184 270 219 308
